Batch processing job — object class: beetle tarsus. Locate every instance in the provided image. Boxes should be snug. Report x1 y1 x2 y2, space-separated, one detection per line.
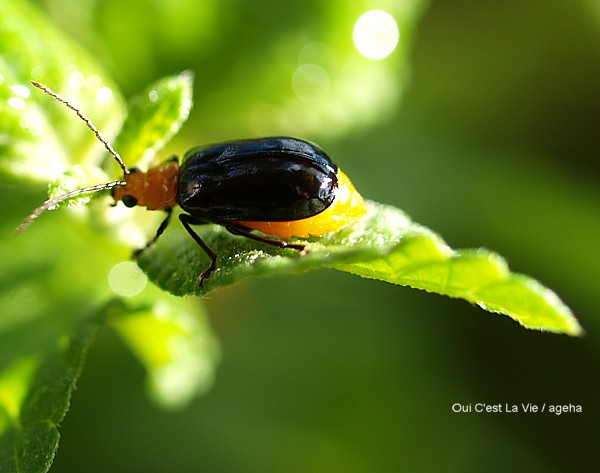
198 256 218 287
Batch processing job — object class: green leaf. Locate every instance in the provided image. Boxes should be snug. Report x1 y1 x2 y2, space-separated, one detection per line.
138 202 582 336
113 71 194 170
0 313 101 473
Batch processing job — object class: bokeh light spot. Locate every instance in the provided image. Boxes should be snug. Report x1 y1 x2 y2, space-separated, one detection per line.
148 89 159 102
10 85 30 98
96 86 114 104
353 10 399 60
292 63 330 102
108 261 147 297
8 97 26 110
69 71 85 89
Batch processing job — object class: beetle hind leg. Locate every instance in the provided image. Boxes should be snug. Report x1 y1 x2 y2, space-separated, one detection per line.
176 217 309 287
225 223 307 252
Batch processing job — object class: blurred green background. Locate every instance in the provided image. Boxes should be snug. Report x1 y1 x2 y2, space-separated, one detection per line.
7 0 600 470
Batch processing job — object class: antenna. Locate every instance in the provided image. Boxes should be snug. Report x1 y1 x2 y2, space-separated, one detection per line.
30 81 129 175
15 82 130 234
15 179 126 234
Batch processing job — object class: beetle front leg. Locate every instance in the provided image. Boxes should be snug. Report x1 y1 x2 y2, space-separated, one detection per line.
133 207 173 258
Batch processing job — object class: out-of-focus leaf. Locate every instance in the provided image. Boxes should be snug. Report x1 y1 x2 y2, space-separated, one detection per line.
0 0 125 183
110 289 219 410
196 0 427 140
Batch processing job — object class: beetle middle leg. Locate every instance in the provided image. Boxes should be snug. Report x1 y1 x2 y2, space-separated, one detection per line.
179 214 218 287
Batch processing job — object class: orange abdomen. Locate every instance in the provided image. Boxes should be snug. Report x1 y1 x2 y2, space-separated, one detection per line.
237 170 366 238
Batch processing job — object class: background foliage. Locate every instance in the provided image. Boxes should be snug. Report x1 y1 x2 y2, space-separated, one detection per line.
1 0 599 471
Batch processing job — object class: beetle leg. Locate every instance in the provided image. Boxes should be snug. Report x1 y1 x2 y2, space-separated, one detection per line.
225 223 307 252
179 214 218 287
133 207 173 258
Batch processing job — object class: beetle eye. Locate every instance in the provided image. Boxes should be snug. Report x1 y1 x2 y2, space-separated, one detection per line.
122 194 138 208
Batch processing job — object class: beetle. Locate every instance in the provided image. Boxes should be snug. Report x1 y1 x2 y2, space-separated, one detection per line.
17 81 366 285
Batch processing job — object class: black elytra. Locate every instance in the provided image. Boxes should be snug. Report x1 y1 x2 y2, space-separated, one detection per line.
178 137 339 222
